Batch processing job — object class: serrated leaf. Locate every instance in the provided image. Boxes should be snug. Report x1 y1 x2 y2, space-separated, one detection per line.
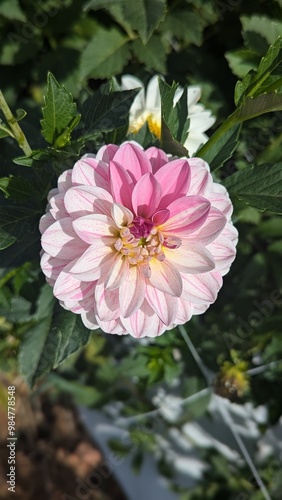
235 92 282 121
131 36 166 72
225 49 260 79
80 87 140 134
159 10 203 46
241 15 282 55
159 79 189 156
121 0 166 44
80 27 131 80
235 36 282 106
224 162 282 214
41 72 78 145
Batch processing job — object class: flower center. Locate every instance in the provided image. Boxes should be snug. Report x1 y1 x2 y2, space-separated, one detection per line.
113 220 181 278
129 112 161 139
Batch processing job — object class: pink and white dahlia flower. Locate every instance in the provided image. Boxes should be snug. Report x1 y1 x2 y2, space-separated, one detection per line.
40 142 238 338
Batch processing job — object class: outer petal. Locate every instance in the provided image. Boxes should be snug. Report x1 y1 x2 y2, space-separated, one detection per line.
95 144 119 163
95 283 120 321
40 253 70 280
41 218 88 259
149 259 183 297
112 142 151 181
181 271 222 304
160 196 210 235
64 186 113 218
132 173 162 218
73 214 118 244
145 75 161 111
54 268 95 302
207 235 237 275
145 147 169 173
39 212 55 234
174 299 193 324
186 208 227 245
146 285 178 325
121 75 146 118
164 242 215 274
48 192 69 220
81 310 100 330
188 158 212 196
72 158 109 190
155 159 191 208
121 300 164 338
119 265 146 317
58 169 73 193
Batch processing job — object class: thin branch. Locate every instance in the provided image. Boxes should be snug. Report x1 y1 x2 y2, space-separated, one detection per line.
178 324 214 385
218 397 271 500
0 90 32 156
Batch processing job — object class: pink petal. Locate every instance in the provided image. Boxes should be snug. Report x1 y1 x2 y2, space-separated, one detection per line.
187 208 227 244
96 317 126 335
111 203 133 227
181 271 222 304
164 242 215 274
64 186 113 219
155 159 191 207
121 300 163 338
112 142 151 181
41 217 88 259
72 158 109 190
132 173 162 218
119 265 146 317
94 283 120 321
209 185 233 218
207 235 237 275
146 285 178 325
188 158 212 196
149 259 183 296
95 144 119 162
40 253 70 280
73 214 118 244
104 255 129 290
58 169 73 193
81 310 100 330
145 147 169 173
48 192 69 220
69 241 114 281
54 268 95 302
161 196 210 235
175 299 193 324
39 212 55 234
152 209 170 225
109 160 134 209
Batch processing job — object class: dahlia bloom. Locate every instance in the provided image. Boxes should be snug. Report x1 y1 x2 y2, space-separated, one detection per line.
40 142 237 338
121 75 215 155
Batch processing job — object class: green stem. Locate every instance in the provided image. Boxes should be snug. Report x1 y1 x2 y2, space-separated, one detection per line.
0 90 32 156
196 111 238 159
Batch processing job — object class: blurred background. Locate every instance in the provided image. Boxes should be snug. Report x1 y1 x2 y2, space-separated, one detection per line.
1 0 282 498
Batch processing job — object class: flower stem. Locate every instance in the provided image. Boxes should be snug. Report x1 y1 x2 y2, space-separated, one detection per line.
0 90 32 156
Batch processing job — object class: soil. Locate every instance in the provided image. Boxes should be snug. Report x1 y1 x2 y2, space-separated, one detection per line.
0 374 128 500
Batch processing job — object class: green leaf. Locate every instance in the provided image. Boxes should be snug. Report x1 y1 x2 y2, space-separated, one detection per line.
225 49 260 79
131 36 166 72
18 289 91 387
159 79 189 156
159 10 203 46
47 373 102 406
234 92 282 121
80 87 140 134
121 0 166 44
235 36 282 106
15 109 27 122
80 27 131 80
0 0 26 21
198 123 241 171
0 201 40 251
0 176 34 202
224 162 282 214
41 72 78 145
127 122 158 148
241 15 282 55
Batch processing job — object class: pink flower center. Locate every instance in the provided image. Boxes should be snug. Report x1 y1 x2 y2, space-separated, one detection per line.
129 217 154 238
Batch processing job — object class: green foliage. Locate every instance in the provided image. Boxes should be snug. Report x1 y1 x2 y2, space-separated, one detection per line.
224 163 282 214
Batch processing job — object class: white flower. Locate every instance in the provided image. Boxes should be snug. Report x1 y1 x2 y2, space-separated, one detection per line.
121 74 216 156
